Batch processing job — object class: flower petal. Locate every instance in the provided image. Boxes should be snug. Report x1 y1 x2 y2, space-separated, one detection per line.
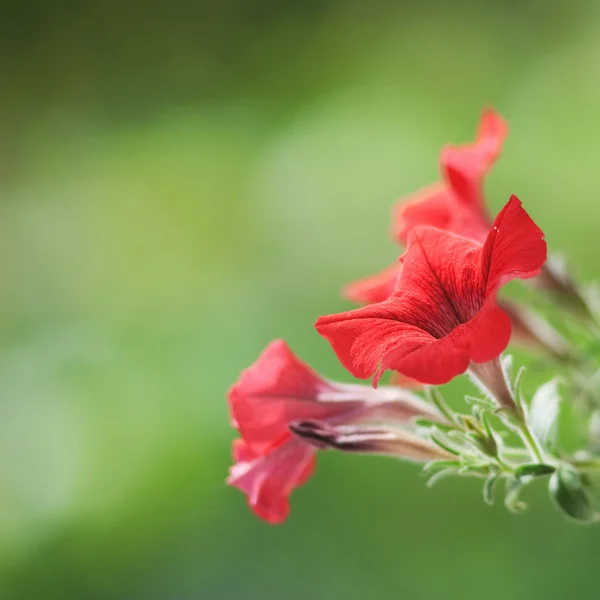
458 299 512 363
392 183 455 245
316 303 436 383
228 340 346 453
481 195 547 295
441 108 508 211
342 262 402 304
228 438 315 524
397 227 484 327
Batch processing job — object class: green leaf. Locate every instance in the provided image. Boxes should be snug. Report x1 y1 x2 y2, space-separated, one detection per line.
504 477 527 514
481 411 507 454
549 464 598 524
458 414 482 434
457 464 490 476
480 410 495 439
426 387 457 424
413 417 454 433
513 365 527 406
464 395 496 409
514 463 555 481
483 473 499 505
426 468 458 487
430 428 462 456
447 430 491 459
528 378 562 453
422 460 460 487
422 460 461 475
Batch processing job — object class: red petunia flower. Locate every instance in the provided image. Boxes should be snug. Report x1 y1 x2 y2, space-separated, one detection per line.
392 109 507 245
343 262 572 364
315 196 547 387
389 108 589 315
227 340 443 523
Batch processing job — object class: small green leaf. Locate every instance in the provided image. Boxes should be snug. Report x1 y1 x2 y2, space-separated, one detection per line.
426 468 458 487
514 464 555 481
481 410 507 445
513 365 527 405
549 465 598 524
470 432 498 458
504 477 527 514
528 379 562 453
483 473 499 505
457 464 490 476
426 387 457 424
480 410 495 438
464 395 496 409
458 415 482 434
430 428 462 456
447 430 491 459
422 460 461 475
413 417 454 432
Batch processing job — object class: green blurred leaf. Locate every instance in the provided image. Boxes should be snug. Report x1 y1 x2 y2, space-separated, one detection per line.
514 464 555 481
504 477 527 514
426 387 457 425
422 460 461 474
549 464 598 524
447 430 491 459
464 395 496 409
528 379 562 453
483 473 499 505
413 418 454 433
425 468 459 488
513 366 527 406
430 428 462 456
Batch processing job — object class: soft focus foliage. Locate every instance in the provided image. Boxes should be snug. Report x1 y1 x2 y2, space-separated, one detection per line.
3 0 600 598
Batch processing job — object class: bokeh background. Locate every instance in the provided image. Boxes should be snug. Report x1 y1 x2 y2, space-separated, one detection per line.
1 0 600 598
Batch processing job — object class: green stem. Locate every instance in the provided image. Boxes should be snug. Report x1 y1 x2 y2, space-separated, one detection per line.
495 454 513 472
571 458 600 472
516 420 544 464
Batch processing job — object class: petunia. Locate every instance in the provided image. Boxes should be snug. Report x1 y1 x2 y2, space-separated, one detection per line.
315 196 547 401
392 109 506 246
343 261 572 364
227 340 444 523
391 108 591 316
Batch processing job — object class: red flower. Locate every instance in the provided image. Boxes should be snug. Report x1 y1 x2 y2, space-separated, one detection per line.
390 109 590 316
392 109 507 245
343 264 571 364
316 196 546 386
227 340 441 523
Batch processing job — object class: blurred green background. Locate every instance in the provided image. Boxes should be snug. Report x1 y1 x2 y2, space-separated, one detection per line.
1 0 600 598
